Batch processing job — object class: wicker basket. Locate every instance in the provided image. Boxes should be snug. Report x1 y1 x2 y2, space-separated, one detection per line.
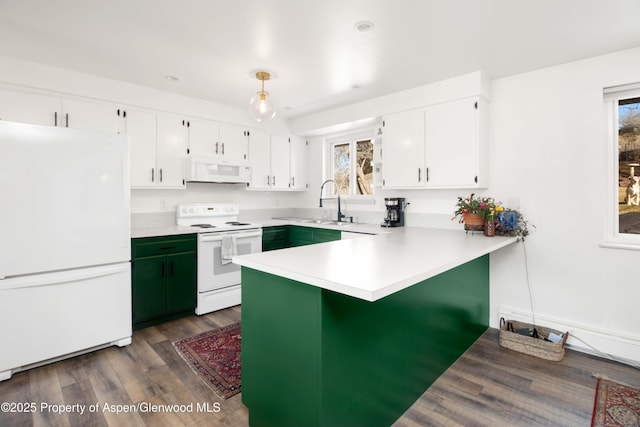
499 318 569 361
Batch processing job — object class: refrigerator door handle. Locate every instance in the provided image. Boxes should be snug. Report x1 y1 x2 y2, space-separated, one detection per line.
0 264 130 291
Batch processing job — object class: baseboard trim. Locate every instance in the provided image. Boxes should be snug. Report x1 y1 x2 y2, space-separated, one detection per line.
496 306 640 367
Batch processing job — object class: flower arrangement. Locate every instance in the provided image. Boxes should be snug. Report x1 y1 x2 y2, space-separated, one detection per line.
453 193 533 239
452 194 502 222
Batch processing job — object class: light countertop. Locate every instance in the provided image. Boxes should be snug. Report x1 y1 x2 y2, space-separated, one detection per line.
233 226 518 302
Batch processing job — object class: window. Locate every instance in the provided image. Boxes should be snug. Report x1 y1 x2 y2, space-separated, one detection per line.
328 134 374 197
604 84 640 248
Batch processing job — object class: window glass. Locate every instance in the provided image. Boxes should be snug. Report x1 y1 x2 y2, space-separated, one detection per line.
356 140 373 195
333 143 350 195
328 135 375 198
618 97 640 235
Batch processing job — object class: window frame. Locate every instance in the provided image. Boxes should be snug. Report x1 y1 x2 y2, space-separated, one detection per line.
324 130 375 200
602 84 640 250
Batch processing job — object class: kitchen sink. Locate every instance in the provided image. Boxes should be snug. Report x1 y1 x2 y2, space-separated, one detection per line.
272 217 351 226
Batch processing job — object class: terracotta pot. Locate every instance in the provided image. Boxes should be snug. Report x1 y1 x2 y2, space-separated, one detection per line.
463 213 484 232
484 220 496 237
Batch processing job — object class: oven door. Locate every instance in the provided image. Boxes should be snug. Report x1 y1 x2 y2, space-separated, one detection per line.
197 229 262 292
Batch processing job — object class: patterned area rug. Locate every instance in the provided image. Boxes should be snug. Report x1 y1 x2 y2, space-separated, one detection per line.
173 322 241 399
591 378 640 427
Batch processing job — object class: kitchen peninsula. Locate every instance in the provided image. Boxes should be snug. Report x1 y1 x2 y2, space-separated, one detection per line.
233 227 517 427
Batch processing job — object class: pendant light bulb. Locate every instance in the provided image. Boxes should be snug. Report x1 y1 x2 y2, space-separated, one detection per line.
250 71 276 122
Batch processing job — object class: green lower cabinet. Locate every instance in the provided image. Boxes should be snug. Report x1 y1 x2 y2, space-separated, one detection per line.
289 226 340 247
131 234 197 330
262 226 289 251
241 255 490 427
263 225 341 250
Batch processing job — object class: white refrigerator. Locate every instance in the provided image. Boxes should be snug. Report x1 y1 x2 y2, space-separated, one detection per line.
0 121 132 381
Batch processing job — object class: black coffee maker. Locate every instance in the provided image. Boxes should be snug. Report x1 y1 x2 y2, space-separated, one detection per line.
381 197 405 227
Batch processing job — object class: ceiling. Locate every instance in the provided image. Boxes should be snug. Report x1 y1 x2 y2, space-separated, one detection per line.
1 0 640 120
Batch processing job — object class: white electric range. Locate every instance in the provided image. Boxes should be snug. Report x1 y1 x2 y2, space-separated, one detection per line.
176 203 262 314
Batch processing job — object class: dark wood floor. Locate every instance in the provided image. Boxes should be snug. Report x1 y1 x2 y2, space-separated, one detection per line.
1 306 638 426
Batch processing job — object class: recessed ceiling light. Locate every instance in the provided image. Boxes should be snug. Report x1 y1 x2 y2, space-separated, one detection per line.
354 20 374 32
165 75 179 82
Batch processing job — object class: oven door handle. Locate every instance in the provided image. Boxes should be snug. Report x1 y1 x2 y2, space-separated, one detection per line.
199 230 263 241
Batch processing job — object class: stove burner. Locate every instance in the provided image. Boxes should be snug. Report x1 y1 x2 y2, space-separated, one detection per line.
226 221 251 226
191 224 216 228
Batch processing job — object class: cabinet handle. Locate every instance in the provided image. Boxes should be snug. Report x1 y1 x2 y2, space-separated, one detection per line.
291 176 295 187
265 176 270 186
215 142 219 154
161 261 165 278
54 111 58 127
65 113 69 128
221 143 225 155
159 168 163 182
426 167 429 182
418 168 421 182
273 176 276 186
151 168 155 182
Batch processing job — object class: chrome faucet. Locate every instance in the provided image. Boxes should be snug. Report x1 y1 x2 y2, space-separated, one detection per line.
319 179 345 222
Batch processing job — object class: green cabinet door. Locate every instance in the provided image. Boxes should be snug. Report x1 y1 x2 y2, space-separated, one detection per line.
262 226 289 251
290 226 340 247
131 234 197 330
166 251 197 314
132 255 166 322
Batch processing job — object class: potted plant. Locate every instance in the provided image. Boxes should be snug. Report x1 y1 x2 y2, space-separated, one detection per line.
495 209 533 240
453 194 485 232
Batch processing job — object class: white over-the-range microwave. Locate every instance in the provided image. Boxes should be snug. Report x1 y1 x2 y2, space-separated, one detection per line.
186 156 251 183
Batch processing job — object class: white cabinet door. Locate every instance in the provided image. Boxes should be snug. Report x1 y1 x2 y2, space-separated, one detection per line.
270 135 290 190
289 136 308 190
0 86 60 126
425 97 479 187
62 98 120 133
125 108 157 188
247 130 271 189
156 114 188 189
219 123 248 164
188 118 219 158
382 110 425 188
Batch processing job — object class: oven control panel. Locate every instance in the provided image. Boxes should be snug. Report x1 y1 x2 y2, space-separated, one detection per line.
177 203 239 218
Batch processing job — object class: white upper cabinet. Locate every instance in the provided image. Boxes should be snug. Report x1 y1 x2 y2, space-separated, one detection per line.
0 86 61 126
381 109 425 188
155 113 189 188
247 132 306 191
218 123 249 164
382 96 487 189
289 136 308 190
0 86 123 133
189 120 248 164
247 130 272 189
270 135 290 190
125 107 188 189
424 98 481 187
61 97 120 133
188 118 219 157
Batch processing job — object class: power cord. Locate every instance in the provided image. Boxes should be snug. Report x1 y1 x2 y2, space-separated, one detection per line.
522 239 535 329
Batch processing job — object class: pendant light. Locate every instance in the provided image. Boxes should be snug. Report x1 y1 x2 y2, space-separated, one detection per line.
249 71 276 122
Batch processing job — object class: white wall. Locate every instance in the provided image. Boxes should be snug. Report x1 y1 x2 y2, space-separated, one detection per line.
489 47 640 363
295 48 640 363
